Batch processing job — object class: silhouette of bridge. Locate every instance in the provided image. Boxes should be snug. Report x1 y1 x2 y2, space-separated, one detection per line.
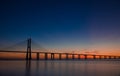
0 38 120 60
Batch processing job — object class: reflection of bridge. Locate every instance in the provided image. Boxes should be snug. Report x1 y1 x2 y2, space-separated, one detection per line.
0 38 120 60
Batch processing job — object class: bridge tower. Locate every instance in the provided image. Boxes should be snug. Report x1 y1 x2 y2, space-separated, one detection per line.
26 38 32 60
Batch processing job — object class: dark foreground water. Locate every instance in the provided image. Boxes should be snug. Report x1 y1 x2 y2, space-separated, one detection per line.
0 60 120 76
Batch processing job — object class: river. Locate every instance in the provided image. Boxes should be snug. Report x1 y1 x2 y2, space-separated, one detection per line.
0 60 120 76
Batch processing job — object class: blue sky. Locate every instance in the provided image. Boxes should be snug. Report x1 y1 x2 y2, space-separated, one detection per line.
0 0 120 54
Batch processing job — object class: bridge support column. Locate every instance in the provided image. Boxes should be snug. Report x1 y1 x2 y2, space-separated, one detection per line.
72 54 74 60
36 53 39 60
93 55 96 59
26 38 32 60
84 55 87 59
59 53 62 60
51 53 54 60
119 56 120 59
45 53 48 60
66 53 68 60
104 56 107 59
99 56 102 59
109 56 111 59
114 56 116 59
78 54 80 59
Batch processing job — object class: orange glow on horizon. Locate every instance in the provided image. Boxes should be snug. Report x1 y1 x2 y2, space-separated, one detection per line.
0 49 120 60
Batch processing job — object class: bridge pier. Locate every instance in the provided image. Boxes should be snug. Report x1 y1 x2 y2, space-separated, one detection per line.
109 56 111 59
93 55 96 59
45 53 48 60
99 55 102 59
36 53 39 60
72 54 75 59
66 53 68 60
78 54 80 59
104 56 107 59
119 56 120 59
114 56 116 59
26 38 32 60
51 53 54 60
59 53 62 60
84 55 87 59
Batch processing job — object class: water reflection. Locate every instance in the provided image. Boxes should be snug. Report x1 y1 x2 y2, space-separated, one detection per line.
1 60 120 76
35 61 39 76
44 61 48 76
25 60 31 76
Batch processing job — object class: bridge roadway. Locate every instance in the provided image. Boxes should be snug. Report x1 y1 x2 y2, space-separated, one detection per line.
0 50 120 60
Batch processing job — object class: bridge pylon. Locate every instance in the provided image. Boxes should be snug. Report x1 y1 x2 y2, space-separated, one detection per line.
26 38 32 60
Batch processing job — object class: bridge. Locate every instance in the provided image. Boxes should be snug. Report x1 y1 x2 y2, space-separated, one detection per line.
0 38 120 60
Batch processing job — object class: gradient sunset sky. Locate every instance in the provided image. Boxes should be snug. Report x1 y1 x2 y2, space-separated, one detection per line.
0 0 120 55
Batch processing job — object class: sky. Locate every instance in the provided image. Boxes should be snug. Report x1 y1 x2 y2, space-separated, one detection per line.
0 0 120 55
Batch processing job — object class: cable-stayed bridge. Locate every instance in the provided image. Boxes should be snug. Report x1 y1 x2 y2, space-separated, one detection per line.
0 38 120 60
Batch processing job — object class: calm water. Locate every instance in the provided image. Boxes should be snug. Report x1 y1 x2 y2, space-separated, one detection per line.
0 60 120 76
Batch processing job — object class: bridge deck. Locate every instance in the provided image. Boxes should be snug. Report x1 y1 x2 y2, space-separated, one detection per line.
0 50 119 57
